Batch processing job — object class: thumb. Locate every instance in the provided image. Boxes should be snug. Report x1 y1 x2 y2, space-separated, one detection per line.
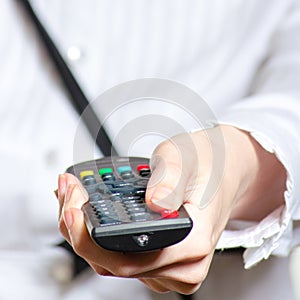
145 140 190 212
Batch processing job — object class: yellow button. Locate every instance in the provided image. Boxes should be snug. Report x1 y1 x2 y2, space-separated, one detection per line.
79 170 94 179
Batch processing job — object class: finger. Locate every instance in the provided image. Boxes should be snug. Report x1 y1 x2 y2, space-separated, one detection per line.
59 179 88 242
101 203 214 278
58 173 88 227
61 184 118 264
59 173 88 243
59 184 76 243
58 173 82 219
57 174 69 242
58 174 67 218
133 251 213 286
139 278 170 294
63 204 96 252
63 181 89 212
64 203 213 280
89 262 114 276
145 140 191 211
142 277 202 295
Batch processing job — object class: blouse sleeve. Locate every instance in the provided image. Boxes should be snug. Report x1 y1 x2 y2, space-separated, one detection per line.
216 0 300 268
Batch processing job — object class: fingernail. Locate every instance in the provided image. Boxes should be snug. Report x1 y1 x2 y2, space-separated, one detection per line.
150 186 173 203
64 210 73 229
58 174 66 199
65 184 75 203
149 186 179 211
78 184 89 200
151 198 171 210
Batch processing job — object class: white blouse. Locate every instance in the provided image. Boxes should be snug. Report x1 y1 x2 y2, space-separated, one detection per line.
0 0 300 298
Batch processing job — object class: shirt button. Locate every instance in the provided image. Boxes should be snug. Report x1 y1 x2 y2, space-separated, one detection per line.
67 46 82 61
45 149 58 166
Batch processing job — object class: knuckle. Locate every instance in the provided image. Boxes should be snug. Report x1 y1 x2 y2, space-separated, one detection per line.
188 242 213 261
179 283 202 295
71 240 86 257
140 279 169 294
154 139 175 153
58 219 68 237
177 264 208 287
69 233 90 259
112 265 134 278
91 264 109 276
201 239 215 256
186 271 207 286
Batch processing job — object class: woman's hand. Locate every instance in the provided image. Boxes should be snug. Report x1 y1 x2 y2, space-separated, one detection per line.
56 125 286 295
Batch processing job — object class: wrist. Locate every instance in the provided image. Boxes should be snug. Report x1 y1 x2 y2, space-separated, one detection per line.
222 125 286 221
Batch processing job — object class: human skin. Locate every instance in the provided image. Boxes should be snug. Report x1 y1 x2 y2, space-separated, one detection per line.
56 125 286 294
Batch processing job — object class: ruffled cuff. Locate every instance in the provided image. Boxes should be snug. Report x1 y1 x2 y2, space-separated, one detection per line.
216 205 292 268
211 93 300 268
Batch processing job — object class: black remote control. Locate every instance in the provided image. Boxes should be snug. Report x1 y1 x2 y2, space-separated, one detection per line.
66 156 193 252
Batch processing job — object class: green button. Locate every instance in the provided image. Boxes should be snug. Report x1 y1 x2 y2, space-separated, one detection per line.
99 167 113 176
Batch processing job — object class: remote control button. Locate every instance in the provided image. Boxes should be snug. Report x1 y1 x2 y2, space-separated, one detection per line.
89 193 102 202
122 198 143 206
130 213 151 222
160 210 179 219
117 166 132 174
120 171 135 180
109 186 136 195
122 195 142 201
85 184 100 194
99 168 116 181
134 187 146 197
97 209 117 217
103 184 114 191
117 166 135 180
112 181 133 188
90 200 107 211
110 195 122 202
99 167 113 176
96 209 118 218
124 202 145 208
139 169 151 177
93 200 114 210
102 173 116 181
134 179 148 186
97 183 111 194
136 164 150 172
93 199 113 207
80 170 94 179
125 203 146 209
83 176 97 186
137 164 151 177
100 217 120 225
127 207 147 214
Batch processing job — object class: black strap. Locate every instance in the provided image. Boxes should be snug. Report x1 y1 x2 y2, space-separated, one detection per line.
17 0 114 277
17 0 117 157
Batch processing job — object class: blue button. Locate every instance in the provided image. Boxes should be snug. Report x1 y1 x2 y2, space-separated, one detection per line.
117 166 132 174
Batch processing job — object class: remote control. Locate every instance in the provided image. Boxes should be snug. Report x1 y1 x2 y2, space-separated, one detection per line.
66 156 193 252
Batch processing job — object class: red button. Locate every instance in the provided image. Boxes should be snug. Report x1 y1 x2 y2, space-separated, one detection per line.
136 164 150 172
160 210 179 219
